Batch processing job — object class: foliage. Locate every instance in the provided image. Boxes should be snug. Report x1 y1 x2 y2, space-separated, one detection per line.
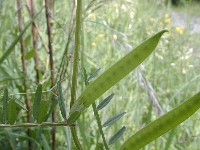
0 0 200 150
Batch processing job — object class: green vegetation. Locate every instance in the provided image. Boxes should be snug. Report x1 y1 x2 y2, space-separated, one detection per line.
0 0 200 149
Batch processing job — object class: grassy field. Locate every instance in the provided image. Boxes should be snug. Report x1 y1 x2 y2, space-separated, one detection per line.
0 0 200 149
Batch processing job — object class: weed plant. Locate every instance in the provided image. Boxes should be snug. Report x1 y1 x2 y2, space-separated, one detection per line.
0 0 200 150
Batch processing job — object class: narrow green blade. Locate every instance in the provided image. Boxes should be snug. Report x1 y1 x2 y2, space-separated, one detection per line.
2 88 8 123
57 81 67 120
109 126 126 145
0 7 43 64
103 112 126 127
37 100 48 124
33 84 43 120
7 100 17 125
96 93 114 111
70 30 168 118
120 92 200 150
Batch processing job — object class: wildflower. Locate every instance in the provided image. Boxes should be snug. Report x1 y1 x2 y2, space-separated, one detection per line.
165 18 171 23
98 34 103 38
92 42 96 46
91 13 96 19
159 21 163 26
176 26 184 35
143 105 147 109
113 34 117 40
165 14 169 18
113 3 117 8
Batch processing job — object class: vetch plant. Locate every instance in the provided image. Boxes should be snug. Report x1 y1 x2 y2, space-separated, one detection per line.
0 0 200 149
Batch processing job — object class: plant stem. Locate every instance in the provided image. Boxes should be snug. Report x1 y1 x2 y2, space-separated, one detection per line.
0 122 76 128
70 0 83 149
92 103 109 150
16 1 32 149
44 0 56 149
29 0 39 84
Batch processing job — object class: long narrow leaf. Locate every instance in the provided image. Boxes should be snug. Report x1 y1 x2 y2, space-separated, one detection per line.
2 88 8 123
33 84 43 120
7 100 17 125
0 7 43 64
37 100 48 124
120 91 200 150
69 30 168 118
96 93 114 111
87 68 101 82
103 112 126 127
57 81 67 120
109 126 126 145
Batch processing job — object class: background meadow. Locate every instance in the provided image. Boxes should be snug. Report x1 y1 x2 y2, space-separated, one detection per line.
0 0 200 149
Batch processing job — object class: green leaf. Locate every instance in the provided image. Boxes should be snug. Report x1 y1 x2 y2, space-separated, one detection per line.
33 84 43 121
25 49 35 60
7 100 17 125
0 7 43 65
2 88 8 123
87 68 101 82
109 126 126 145
96 93 114 111
45 98 58 121
83 67 89 86
57 81 67 120
70 30 168 117
119 91 200 150
103 112 126 127
37 100 48 124
14 98 28 111
68 111 81 124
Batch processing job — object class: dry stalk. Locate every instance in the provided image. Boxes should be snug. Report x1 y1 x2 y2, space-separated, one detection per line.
44 0 56 149
16 0 32 149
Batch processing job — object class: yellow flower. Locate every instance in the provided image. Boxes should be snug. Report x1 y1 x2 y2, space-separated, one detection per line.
92 42 96 46
176 26 184 35
165 18 171 23
91 13 96 19
113 3 117 8
113 34 117 40
143 105 148 109
159 21 163 26
98 34 103 38
165 14 169 18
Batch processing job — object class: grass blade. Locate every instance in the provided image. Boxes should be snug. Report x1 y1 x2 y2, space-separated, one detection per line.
109 126 126 145
119 92 200 150
103 112 126 127
57 81 67 120
70 30 168 117
33 84 43 121
2 88 8 123
96 93 114 111
0 7 43 65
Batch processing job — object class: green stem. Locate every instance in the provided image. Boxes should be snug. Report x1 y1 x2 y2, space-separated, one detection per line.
70 0 83 149
70 126 83 150
70 0 82 107
92 103 109 150
0 122 75 128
